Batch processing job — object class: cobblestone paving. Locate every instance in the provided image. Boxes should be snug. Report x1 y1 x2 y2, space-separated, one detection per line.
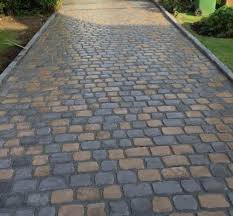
0 0 233 215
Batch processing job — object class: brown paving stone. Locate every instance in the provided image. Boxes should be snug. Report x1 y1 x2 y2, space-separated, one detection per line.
200 134 219 142
69 125 83 133
125 147 150 157
33 155 48 166
79 133 95 141
170 214 194 216
190 166 211 177
150 146 171 156
209 153 230 163
226 177 233 189
0 169 14 180
172 145 193 154
62 143 80 152
138 169 161 181
162 127 184 135
34 165 50 177
77 187 100 201
162 155 189 167
78 162 99 172
73 151 91 161
87 203 106 216
103 185 122 199
133 138 153 146
147 120 162 127
153 197 172 213
184 126 203 134
162 167 189 179
51 189 73 203
108 149 124 159
119 158 144 169
58 205 84 216
198 194 229 208
96 131 111 140
197 211 227 216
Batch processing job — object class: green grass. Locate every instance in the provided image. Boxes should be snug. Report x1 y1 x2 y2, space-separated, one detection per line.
176 13 233 71
0 30 19 53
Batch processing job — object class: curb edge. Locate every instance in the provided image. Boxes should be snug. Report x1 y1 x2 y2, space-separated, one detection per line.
0 12 57 86
152 0 233 82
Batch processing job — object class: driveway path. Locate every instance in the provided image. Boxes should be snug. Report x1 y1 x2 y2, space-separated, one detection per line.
0 0 233 215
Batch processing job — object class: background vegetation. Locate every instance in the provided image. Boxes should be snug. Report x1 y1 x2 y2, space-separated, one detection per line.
0 0 62 15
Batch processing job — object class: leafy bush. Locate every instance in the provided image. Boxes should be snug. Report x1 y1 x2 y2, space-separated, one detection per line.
39 0 62 12
160 0 195 13
0 0 61 15
216 0 226 8
192 6 233 38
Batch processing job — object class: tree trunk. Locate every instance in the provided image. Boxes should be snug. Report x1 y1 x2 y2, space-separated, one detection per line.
226 0 233 6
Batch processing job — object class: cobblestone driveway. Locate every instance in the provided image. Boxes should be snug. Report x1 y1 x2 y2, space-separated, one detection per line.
0 0 233 215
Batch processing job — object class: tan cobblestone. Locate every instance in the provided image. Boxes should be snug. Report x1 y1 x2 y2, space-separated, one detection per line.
162 155 189 167
198 194 229 208
103 185 122 199
119 158 144 169
190 166 211 177
0 169 14 180
79 133 95 141
184 126 203 134
133 138 153 146
108 149 124 159
58 205 84 216
62 143 80 152
33 155 48 166
200 134 219 142
172 145 193 154
34 165 50 177
125 147 150 157
77 187 100 200
69 125 83 133
138 169 161 181
162 167 189 179
197 211 227 216
78 162 99 172
150 146 171 156
96 131 111 140
162 127 184 135
87 203 106 216
146 120 162 127
209 153 230 163
73 151 91 161
153 197 172 213
52 189 73 203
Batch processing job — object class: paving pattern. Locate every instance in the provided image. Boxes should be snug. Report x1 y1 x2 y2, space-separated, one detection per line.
0 0 233 215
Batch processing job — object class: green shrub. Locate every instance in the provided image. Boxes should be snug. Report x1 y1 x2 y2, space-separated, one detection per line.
192 6 233 38
160 0 195 13
216 0 226 8
0 1 4 14
39 0 62 12
0 0 61 15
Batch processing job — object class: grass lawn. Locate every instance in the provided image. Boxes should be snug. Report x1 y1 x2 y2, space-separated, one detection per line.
176 13 233 71
0 15 48 73
0 30 19 53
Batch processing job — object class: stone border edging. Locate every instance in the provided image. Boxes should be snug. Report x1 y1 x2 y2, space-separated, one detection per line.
152 0 233 82
0 12 57 86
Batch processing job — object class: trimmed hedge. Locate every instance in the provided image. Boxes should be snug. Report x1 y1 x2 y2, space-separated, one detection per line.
159 0 195 13
0 0 62 15
192 6 233 38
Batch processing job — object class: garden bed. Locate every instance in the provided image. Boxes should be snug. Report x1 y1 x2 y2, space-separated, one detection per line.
175 12 233 71
0 15 48 73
